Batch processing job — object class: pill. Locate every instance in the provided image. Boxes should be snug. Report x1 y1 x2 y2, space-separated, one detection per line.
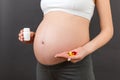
68 51 77 56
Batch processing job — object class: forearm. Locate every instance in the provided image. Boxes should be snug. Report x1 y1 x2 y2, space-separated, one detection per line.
82 27 114 54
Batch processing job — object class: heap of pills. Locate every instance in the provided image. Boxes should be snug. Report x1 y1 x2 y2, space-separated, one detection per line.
68 51 77 56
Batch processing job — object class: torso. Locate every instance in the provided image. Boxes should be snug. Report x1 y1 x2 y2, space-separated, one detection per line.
33 11 90 65
33 0 95 65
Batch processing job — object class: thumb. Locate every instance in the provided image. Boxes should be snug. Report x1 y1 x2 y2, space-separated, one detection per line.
54 51 69 59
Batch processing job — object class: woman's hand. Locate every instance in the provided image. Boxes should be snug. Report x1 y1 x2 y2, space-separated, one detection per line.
18 29 35 44
54 47 89 63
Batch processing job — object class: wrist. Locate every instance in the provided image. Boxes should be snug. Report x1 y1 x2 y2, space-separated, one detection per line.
76 47 90 57
82 47 91 55
82 44 94 55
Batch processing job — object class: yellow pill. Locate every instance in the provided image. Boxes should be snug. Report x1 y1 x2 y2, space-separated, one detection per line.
68 51 74 56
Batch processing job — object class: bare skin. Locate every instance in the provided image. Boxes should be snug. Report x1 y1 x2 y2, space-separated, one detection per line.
18 0 114 65
18 12 90 65
33 12 90 65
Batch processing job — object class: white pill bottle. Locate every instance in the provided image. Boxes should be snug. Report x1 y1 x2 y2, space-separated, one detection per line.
23 28 30 41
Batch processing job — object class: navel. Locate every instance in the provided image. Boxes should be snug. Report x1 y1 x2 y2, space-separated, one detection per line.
41 40 45 45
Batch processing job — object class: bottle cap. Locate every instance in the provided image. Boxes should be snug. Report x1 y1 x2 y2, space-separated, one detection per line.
23 28 30 32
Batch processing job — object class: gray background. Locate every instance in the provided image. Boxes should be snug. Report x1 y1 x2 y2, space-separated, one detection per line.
0 0 119 80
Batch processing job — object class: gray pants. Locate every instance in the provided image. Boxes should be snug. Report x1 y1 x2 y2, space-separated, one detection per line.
36 55 95 80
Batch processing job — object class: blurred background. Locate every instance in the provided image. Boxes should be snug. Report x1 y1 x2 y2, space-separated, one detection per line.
0 0 120 80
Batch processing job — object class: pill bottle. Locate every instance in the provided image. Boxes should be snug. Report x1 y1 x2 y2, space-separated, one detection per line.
23 28 30 41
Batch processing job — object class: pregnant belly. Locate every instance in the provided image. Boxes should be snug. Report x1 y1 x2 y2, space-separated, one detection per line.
33 14 90 65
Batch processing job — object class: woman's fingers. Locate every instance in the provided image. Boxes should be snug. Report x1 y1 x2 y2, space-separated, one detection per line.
18 37 23 41
54 51 69 59
54 51 79 61
54 48 88 63
71 59 80 63
19 29 23 34
18 29 24 41
55 52 82 63
18 28 35 44
18 32 22 37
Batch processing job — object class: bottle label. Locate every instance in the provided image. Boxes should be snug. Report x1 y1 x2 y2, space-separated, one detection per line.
23 32 30 41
